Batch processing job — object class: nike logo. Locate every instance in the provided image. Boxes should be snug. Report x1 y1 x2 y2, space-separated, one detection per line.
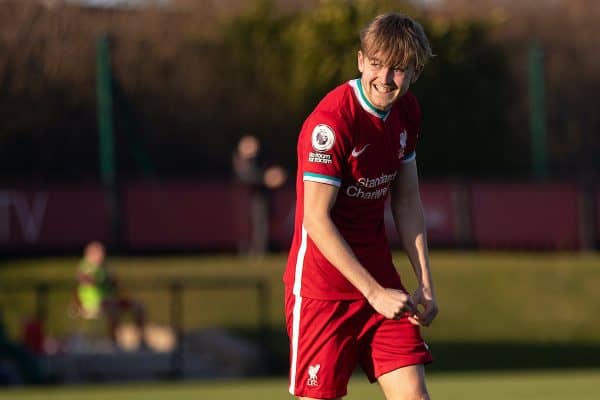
351 144 370 157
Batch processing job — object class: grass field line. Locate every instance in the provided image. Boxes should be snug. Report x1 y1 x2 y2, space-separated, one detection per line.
1 369 599 400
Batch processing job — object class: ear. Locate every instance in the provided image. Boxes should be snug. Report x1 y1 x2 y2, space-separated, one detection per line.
357 50 365 74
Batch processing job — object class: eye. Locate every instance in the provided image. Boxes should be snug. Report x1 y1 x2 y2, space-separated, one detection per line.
392 66 406 73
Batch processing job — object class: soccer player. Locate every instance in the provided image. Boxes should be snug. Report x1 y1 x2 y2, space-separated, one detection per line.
283 13 438 400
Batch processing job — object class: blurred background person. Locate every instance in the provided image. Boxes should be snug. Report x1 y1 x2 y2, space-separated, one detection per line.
75 241 147 350
232 135 287 258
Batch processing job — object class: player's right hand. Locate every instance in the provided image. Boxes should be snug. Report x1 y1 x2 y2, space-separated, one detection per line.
367 287 416 320
408 285 438 327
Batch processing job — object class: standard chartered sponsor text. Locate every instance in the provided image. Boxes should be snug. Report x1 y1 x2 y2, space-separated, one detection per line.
357 171 397 188
346 185 389 199
346 172 397 200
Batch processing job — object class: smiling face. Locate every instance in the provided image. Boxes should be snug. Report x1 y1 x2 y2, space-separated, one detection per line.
357 50 418 111
357 13 432 111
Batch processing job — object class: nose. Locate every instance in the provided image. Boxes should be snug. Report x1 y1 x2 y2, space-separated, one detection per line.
379 66 395 84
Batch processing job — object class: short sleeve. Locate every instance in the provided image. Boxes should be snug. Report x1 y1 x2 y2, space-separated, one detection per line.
298 112 350 187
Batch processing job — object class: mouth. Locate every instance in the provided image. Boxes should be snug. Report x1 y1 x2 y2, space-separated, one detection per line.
373 83 397 94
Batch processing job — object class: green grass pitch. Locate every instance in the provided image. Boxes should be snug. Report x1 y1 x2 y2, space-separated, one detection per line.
1 251 599 399
2 251 599 342
1 370 599 400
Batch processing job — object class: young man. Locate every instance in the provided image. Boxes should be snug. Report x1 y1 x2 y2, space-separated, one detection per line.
284 13 438 400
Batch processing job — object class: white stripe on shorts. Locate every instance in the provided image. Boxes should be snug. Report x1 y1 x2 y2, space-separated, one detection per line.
288 293 303 395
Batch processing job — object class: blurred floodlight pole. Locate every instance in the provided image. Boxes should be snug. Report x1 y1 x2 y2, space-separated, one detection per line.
96 34 120 247
97 35 115 185
528 42 548 180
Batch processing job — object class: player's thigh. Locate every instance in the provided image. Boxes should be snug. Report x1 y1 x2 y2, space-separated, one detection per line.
377 364 430 400
359 315 432 382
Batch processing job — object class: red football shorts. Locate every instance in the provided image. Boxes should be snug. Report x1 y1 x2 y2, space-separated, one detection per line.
285 288 432 399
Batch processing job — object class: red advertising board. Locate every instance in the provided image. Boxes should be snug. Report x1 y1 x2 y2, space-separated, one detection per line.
0 186 108 250
384 183 458 247
420 183 459 246
124 182 236 250
0 181 592 252
469 183 581 250
269 186 296 249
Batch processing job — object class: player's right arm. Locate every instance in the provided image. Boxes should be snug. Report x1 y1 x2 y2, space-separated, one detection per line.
303 180 415 319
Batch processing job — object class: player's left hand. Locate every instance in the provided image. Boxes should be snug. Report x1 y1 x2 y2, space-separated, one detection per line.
408 285 438 327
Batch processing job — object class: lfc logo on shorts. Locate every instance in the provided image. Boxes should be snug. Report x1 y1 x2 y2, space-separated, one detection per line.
307 364 320 386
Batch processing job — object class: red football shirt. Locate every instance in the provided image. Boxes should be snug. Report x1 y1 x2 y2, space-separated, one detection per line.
284 79 421 300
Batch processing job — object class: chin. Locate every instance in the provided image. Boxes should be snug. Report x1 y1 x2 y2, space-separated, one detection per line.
376 98 396 109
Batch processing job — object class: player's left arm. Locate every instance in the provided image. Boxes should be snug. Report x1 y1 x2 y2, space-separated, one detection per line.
390 159 438 327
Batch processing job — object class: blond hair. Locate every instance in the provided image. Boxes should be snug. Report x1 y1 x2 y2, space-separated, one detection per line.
360 13 432 72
